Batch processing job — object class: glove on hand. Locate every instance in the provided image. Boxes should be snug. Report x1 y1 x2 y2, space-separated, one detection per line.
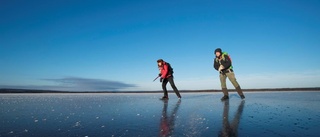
158 73 161 77
218 65 224 72
160 78 163 83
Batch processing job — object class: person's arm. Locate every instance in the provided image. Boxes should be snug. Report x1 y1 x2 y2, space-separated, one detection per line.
213 58 220 71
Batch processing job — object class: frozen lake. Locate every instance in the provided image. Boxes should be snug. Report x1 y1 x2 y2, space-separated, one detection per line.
1 91 319 137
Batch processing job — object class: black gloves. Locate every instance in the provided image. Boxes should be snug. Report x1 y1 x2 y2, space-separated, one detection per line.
158 73 161 77
160 78 163 83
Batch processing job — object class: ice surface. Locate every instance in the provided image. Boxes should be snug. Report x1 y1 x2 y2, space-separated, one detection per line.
0 91 319 137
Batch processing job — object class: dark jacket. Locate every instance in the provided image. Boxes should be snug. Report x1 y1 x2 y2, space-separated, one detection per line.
214 54 232 72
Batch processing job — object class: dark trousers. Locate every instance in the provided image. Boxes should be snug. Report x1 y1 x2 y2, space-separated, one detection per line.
162 76 181 98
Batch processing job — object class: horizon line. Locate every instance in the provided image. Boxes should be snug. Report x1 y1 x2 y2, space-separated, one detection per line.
1 87 320 93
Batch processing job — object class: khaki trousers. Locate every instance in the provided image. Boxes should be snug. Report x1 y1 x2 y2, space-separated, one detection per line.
220 72 240 88
220 72 243 96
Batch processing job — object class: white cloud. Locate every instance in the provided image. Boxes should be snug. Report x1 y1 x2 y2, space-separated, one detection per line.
0 77 136 91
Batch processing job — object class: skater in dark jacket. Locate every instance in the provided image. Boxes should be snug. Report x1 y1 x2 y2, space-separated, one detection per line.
157 59 181 100
213 48 245 101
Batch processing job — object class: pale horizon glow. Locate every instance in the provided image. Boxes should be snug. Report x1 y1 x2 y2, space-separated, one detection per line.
0 70 319 91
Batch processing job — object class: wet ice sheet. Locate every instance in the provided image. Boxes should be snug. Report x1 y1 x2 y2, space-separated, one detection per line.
0 91 319 137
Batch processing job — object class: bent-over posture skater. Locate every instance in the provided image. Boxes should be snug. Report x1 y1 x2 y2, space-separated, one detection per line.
157 59 181 100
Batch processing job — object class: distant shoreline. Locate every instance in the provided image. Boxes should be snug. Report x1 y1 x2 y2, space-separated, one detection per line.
1 87 320 94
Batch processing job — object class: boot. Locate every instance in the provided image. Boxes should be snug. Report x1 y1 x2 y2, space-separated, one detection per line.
222 88 228 96
220 95 229 101
221 88 229 101
236 86 245 99
160 96 169 100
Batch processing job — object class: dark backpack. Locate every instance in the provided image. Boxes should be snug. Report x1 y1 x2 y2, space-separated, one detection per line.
167 62 174 75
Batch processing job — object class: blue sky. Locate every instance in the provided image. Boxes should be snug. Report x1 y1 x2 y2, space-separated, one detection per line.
1 0 320 91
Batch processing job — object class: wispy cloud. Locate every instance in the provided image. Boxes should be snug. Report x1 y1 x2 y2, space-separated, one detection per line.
0 77 136 91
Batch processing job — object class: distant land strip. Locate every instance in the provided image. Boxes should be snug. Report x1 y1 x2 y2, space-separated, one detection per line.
1 87 320 93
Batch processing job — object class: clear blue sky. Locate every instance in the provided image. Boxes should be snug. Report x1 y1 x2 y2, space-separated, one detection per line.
1 0 320 91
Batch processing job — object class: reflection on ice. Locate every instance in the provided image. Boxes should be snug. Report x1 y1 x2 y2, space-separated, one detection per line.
219 100 245 137
159 99 181 136
0 91 319 136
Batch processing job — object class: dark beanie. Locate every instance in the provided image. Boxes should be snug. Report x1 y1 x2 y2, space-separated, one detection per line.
214 48 222 54
157 59 163 62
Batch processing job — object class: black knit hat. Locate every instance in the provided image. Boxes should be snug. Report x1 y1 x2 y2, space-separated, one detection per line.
214 48 222 54
157 59 164 63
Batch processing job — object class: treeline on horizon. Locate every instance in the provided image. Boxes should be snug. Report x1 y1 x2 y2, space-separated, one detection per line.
1 87 320 93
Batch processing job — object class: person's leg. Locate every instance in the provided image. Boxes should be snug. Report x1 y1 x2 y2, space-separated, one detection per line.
226 72 245 99
168 76 181 98
220 73 228 96
162 78 169 98
220 73 229 100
